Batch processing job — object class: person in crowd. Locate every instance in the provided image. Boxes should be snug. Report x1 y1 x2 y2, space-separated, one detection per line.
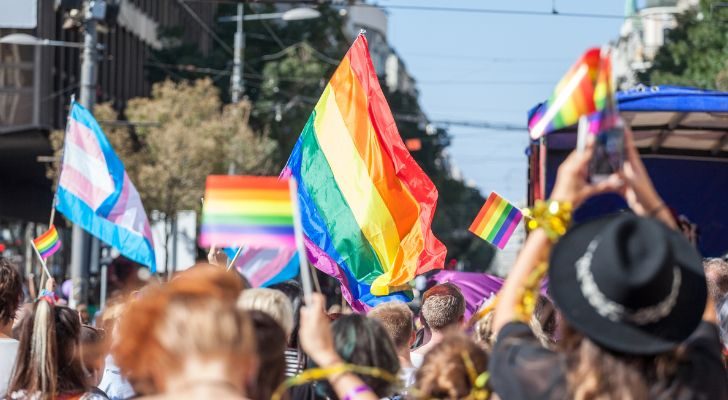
268 281 306 378
472 301 551 352
0 258 23 397
367 302 417 388
704 257 728 353
77 304 90 325
490 128 728 399
237 288 294 339
311 313 401 399
80 325 110 399
7 292 105 399
297 293 383 400
97 297 135 400
411 283 465 367
412 334 491 400
246 310 287 400
113 265 256 399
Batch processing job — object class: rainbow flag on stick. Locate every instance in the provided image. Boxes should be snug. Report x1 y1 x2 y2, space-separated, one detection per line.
33 225 62 259
469 193 523 250
528 48 608 139
282 34 446 312
199 176 296 249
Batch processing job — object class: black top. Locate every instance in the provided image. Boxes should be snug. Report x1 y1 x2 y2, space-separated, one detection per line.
489 321 728 400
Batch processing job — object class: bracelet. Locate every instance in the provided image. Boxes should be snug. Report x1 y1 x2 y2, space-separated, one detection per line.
523 200 573 241
343 384 372 400
513 262 549 322
648 202 667 217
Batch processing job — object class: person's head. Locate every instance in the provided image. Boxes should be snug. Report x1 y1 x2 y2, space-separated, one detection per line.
80 325 108 386
268 280 303 347
421 283 465 332
319 314 400 398
413 334 490 400
704 258 728 303
246 310 287 400
0 257 23 330
8 300 87 396
114 265 256 395
237 287 294 338
367 302 415 353
472 304 550 352
549 213 706 398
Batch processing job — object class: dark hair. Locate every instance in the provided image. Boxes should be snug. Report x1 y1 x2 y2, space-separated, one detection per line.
268 280 303 347
560 323 687 400
247 310 287 400
319 314 400 399
0 257 23 326
8 302 88 397
80 325 107 383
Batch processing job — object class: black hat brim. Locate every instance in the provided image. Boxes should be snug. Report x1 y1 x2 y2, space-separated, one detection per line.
549 214 707 355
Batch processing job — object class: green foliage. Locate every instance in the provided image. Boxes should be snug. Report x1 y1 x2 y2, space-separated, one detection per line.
639 0 728 90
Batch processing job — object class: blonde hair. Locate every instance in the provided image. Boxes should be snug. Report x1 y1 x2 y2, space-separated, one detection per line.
237 288 294 337
472 309 551 352
114 265 254 394
413 334 490 400
367 302 414 349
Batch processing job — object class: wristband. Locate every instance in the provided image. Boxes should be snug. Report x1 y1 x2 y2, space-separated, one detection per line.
343 384 372 400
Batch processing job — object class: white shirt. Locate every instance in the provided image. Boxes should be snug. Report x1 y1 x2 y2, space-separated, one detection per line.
0 338 19 397
410 352 424 369
98 354 135 400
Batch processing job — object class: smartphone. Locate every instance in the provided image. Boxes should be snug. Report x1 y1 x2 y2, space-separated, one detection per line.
589 120 625 182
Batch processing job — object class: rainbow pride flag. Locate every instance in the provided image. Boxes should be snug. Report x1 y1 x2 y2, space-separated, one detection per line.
33 225 62 259
198 176 295 249
469 193 523 250
282 34 446 311
528 48 602 139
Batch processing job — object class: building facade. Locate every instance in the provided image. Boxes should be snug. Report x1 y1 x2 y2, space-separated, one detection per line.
0 0 215 222
611 0 699 90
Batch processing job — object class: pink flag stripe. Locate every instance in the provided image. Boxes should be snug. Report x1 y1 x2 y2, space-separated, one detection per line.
58 165 114 210
199 233 296 249
66 119 107 162
495 212 523 249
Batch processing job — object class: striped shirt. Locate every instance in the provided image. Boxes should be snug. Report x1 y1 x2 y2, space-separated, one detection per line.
285 348 305 377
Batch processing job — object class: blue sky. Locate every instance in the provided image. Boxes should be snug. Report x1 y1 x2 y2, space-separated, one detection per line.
382 0 625 202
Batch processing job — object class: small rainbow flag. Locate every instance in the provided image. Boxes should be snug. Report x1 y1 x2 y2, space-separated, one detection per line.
528 48 601 139
469 193 523 250
198 176 295 249
33 225 62 259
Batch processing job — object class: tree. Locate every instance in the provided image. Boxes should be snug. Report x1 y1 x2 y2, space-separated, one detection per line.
639 0 728 90
49 79 277 267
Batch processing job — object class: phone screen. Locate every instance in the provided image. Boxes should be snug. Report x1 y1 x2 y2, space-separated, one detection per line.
589 123 624 181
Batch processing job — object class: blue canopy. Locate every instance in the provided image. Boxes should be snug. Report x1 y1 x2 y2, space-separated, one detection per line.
528 85 728 257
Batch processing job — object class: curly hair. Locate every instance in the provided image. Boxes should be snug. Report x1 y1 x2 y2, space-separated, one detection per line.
0 257 23 326
113 264 254 395
413 334 490 400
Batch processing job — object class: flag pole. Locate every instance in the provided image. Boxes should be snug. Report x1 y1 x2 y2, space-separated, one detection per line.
226 246 244 271
30 241 53 281
288 178 314 300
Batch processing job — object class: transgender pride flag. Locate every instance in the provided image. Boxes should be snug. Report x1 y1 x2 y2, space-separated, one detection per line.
55 102 156 272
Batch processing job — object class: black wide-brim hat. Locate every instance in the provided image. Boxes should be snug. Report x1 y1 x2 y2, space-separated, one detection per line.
549 213 706 355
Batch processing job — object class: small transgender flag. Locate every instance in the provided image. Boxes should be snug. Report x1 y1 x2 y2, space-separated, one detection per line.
224 246 299 287
469 192 523 250
33 225 61 259
55 101 156 272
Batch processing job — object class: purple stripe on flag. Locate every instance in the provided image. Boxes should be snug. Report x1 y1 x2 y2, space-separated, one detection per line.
495 211 523 249
40 241 62 258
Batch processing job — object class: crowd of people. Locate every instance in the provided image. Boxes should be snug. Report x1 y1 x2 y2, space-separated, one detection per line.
0 130 727 400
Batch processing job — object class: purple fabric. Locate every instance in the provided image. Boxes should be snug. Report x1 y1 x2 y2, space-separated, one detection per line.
429 270 549 321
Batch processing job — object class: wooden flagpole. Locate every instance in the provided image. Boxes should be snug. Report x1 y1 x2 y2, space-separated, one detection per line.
288 178 314 300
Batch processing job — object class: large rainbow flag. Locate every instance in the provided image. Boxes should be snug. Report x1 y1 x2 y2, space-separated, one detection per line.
282 34 446 311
